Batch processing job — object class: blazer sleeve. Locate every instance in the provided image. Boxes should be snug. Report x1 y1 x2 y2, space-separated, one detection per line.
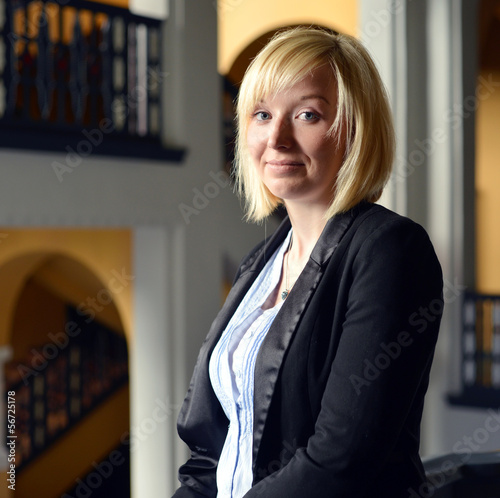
171 353 225 498
244 218 443 497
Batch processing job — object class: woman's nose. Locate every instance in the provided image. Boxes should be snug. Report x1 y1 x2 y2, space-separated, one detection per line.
267 118 293 149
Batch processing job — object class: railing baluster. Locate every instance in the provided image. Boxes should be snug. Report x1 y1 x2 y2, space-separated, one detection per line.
2 0 15 117
148 26 161 137
101 18 112 121
35 3 52 119
112 16 126 132
21 1 31 120
88 10 98 126
0 0 5 119
55 3 63 123
69 9 86 124
138 24 146 136
126 21 135 135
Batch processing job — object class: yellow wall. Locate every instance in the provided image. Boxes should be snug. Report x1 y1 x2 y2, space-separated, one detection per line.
217 0 358 75
476 70 500 294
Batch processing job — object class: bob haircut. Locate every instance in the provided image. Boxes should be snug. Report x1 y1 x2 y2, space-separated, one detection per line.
234 27 396 223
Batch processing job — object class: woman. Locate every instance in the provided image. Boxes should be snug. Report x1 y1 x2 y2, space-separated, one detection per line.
173 27 443 497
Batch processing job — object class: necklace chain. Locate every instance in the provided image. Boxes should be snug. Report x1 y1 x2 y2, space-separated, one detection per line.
281 234 293 300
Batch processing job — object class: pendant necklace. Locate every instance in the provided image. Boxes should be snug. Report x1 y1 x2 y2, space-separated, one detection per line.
281 234 293 300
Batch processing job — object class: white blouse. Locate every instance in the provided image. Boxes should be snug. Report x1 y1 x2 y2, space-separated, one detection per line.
209 229 292 498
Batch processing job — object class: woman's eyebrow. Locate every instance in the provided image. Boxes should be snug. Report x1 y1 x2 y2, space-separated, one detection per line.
254 95 331 106
300 94 331 105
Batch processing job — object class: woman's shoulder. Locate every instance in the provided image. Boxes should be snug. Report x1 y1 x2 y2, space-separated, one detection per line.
346 203 440 270
351 202 431 243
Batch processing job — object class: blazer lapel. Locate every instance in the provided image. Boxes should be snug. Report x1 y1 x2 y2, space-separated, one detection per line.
251 207 358 467
203 217 293 351
184 217 293 413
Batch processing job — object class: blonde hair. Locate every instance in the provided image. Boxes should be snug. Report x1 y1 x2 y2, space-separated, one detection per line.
234 26 395 222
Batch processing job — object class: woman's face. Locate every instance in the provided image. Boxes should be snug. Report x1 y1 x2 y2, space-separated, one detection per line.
246 65 345 210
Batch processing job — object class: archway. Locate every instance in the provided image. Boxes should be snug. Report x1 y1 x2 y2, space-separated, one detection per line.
0 229 132 497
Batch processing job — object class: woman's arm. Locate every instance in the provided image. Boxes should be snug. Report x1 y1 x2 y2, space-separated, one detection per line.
172 452 219 498
172 344 229 497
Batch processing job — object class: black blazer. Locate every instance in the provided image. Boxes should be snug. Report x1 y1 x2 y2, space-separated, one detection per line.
173 202 443 498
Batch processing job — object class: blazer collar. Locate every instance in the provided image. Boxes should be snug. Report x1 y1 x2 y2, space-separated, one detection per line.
242 202 369 275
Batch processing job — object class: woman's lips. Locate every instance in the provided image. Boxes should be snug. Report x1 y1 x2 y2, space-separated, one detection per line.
266 160 304 172
267 160 303 166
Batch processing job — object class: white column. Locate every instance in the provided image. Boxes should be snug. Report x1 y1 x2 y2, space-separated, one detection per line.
131 226 176 497
422 0 458 457
359 0 408 215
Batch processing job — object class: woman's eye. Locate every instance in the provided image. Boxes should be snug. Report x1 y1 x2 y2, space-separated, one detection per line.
255 111 271 121
299 111 318 121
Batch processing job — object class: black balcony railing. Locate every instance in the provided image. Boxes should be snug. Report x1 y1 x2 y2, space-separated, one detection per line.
5 305 129 471
0 0 184 161
449 291 500 408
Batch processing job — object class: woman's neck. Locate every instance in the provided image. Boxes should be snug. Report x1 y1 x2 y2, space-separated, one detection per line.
285 202 328 262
